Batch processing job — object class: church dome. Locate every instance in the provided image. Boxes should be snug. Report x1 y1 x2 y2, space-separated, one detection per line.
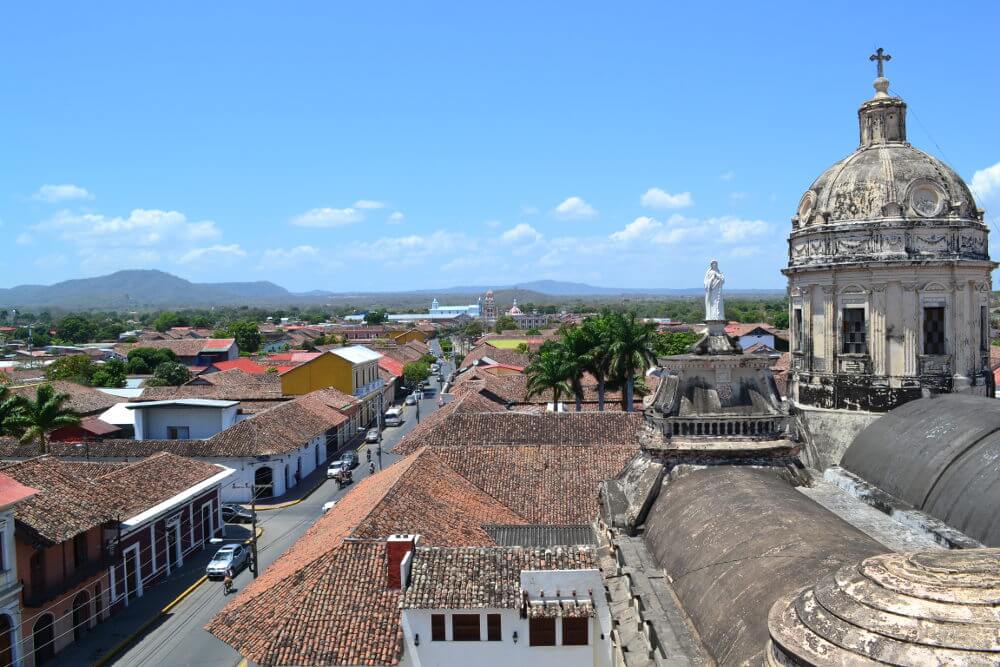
793 71 981 228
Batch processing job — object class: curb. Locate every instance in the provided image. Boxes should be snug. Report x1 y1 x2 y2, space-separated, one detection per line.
254 439 368 511
92 526 264 666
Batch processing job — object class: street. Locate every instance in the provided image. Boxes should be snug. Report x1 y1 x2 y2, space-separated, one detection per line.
56 342 452 667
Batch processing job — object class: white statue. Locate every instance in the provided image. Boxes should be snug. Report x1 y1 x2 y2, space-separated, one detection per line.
704 260 725 321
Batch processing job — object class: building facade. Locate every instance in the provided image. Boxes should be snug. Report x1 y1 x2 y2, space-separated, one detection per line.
783 62 995 416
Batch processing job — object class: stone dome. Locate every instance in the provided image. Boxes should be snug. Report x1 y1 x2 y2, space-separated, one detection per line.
799 144 980 225
793 75 982 228
767 548 1000 665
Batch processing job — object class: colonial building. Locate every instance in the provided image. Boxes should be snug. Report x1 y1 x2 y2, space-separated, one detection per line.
0 474 37 667
481 289 498 323
783 54 995 424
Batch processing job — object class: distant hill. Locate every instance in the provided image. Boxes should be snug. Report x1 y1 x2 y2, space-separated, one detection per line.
0 270 296 309
0 270 783 310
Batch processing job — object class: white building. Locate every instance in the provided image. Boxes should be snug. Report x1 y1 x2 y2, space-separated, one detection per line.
0 474 37 666
126 399 240 440
397 538 612 667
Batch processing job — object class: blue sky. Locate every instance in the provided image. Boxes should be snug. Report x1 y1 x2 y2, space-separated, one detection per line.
2 2 999 292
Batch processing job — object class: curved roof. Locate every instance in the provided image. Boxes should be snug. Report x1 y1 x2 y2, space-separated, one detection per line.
842 394 1000 546
644 467 885 664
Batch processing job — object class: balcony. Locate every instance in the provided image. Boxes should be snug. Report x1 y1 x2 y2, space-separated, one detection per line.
353 377 386 399
22 552 112 608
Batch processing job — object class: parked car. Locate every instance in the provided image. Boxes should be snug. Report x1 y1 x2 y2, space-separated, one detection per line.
341 450 359 469
384 407 403 427
221 503 256 524
206 543 250 580
404 394 417 406
365 428 380 443
437 373 444 382
430 363 440 373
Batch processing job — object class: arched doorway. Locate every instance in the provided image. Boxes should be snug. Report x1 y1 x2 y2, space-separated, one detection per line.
72 590 91 640
32 614 54 666
254 467 273 500
0 614 14 667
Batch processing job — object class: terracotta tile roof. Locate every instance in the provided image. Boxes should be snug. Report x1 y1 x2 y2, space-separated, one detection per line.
140 369 284 402
96 451 226 519
403 340 430 356
8 380 126 415
0 473 37 509
115 338 213 357
0 457 118 543
743 342 778 355
393 392 506 455
725 322 776 337
351 449 524 545
990 346 1000 370
400 411 644 450
211 358 269 374
381 346 423 365
460 343 531 370
77 416 122 436
402 545 596 610
378 356 405 378
435 444 636 524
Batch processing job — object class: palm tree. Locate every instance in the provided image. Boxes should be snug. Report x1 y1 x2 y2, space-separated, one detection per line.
582 313 614 412
605 312 659 412
0 386 23 436
525 343 572 406
4 384 80 454
559 325 595 412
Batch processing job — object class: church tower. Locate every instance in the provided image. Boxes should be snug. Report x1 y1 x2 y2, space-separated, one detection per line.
783 50 995 420
482 289 497 323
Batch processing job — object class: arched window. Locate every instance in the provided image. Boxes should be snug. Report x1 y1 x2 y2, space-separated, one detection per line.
73 590 92 640
33 614 54 666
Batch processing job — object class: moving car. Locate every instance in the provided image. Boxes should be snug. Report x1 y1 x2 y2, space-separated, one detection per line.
341 450 359 469
206 543 250 580
404 394 417 406
430 363 440 373
365 428 380 443
221 503 256 524
384 407 403 427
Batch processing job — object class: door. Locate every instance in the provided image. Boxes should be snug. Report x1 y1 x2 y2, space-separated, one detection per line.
123 545 142 601
201 504 213 544
72 590 91 640
32 614 54 666
254 467 273 499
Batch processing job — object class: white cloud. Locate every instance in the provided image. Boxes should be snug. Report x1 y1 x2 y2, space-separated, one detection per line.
501 223 542 243
554 196 597 220
971 161 1000 209
720 171 736 181
178 244 246 264
387 211 405 224
260 245 321 268
290 207 364 227
354 200 388 210
32 184 93 203
640 188 693 210
610 216 662 242
717 217 770 241
16 232 32 245
33 208 221 248
347 231 474 268
729 246 761 257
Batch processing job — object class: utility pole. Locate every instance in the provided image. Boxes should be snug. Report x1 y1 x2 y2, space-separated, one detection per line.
249 483 259 578
376 391 384 471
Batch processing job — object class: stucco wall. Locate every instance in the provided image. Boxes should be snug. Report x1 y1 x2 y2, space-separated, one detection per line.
135 405 235 440
793 404 881 470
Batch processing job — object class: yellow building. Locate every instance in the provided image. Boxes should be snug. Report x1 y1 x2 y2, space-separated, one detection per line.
280 346 385 424
390 328 428 345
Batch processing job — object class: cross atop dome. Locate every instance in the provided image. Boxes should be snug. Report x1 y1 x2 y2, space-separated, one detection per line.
868 47 892 98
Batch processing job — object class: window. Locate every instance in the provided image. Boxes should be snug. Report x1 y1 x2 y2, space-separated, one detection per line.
981 306 989 352
29 552 44 596
562 618 589 645
431 614 446 642
529 617 556 646
73 533 88 567
487 614 501 641
452 614 480 641
923 307 946 355
793 308 803 352
841 308 867 354
166 426 190 440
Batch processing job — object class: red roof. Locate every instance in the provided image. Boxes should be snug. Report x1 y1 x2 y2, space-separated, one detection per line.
213 358 268 374
479 363 525 373
79 416 122 436
0 473 37 509
378 356 405 378
200 338 236 352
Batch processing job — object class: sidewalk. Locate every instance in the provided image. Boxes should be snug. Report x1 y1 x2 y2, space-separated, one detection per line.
52 524 253 667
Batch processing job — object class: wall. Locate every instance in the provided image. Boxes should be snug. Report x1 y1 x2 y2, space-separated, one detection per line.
793 404 881 470
280 353 352 396
0 510 23 667
210 435 328 502
134 405 236 440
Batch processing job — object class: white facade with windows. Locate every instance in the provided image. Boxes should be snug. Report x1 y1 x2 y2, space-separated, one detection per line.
127 400 239 440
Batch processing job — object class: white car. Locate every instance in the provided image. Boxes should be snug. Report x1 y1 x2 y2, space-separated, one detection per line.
326 461 348 478
322 500 337 513
404 394 417 406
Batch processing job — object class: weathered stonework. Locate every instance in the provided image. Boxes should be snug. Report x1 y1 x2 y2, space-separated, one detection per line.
783 75 996 418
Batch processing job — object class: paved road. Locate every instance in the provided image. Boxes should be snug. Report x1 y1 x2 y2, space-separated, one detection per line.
60 352 453 667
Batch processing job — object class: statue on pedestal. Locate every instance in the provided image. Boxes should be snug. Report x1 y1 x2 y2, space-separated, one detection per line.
704 260 725 321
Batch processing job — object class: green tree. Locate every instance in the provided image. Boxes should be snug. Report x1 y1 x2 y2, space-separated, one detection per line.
654 331 702 357
525 343 572 405
57 315 96 343
463 321 485 338
45 355 97 384
559 326 596 412
403 361 430 388
151 361 191 386
605 312 659 412
91 358 128 388
126 347 178 374
153 311 185 332
4 384 81 454
191 315 214 329
525 328 542 335
495 315 517 333
364 310 388 325
218 320 262 353
0 386 23 436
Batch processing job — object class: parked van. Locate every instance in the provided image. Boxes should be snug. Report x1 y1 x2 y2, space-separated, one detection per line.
384 407 403 427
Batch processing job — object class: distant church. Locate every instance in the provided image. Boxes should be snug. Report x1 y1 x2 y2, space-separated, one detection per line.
782 51 996 466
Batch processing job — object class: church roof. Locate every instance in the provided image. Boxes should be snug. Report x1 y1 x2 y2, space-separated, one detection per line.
842 394 1000 547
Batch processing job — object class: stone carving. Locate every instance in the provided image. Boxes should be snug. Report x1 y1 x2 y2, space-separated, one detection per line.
959 233 985 254
704 260 725 321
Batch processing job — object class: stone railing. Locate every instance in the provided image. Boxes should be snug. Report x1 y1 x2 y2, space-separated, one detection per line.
663 415 787 438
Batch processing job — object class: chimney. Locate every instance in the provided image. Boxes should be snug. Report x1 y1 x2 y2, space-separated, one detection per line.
386 534 418 590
